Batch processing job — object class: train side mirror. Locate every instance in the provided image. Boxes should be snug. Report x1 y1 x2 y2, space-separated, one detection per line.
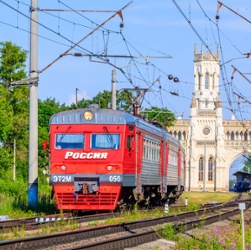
42 140 50 153
42 141 47 149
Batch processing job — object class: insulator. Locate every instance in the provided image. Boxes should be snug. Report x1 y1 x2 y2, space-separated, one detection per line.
120 22 124 28
74 53 83 57
216 14 220 20
168 75 173 80
173 77 179 82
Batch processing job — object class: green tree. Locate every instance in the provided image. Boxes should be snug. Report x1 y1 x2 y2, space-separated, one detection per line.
38 98 65 171
92 90 112 108
242 155 251 173
70 90 131 110
140 106 176 128
0 41 29 181
0 84 13 174
70 98 93 109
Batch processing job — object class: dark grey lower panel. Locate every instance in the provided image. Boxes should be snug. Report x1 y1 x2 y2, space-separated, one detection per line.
122 174 136 186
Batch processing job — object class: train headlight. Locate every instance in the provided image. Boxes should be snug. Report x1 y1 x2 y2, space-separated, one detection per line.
83 110 93 120
61 165 67 171
107 165 112 171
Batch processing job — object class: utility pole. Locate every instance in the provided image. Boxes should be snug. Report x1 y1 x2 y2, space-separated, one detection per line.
111 69 116 110
188 124 193 191
214 123 218 191
203 140 206 192
28 0 38 207
76 88 79 108
13 139 16 181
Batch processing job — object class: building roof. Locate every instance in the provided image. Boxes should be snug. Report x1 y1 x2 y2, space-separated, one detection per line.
233 171 251 177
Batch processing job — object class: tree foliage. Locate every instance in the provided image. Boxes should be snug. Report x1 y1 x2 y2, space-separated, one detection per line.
71 90 132 110
140 106 176 128
242 155 251 173
38 98 66 170
0 42 29 181
0 41 27 84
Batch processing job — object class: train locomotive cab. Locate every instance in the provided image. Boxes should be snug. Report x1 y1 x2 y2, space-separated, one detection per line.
49 109 125 211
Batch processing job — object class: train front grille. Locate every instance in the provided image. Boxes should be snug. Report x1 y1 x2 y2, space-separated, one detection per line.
55 187 121 210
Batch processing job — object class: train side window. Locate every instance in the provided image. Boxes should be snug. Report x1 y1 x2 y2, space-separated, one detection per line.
55 134 84 149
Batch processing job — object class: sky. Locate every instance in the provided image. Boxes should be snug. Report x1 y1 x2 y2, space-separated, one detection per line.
1 0 251 122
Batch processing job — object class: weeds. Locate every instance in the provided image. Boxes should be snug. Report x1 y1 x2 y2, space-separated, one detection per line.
158 220 251 250
88 221 99 226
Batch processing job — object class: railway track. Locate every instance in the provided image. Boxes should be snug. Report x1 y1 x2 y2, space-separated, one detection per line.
0 197 249 250
0 201 241 235
0 212 118 234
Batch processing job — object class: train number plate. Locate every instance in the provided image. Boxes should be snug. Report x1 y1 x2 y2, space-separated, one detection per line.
51 175 72 182
108 175 121 182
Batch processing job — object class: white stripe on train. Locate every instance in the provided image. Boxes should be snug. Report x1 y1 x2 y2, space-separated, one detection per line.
65 152 108 159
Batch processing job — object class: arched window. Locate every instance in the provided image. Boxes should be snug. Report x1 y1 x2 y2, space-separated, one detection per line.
212 73 216 89
208 157 214 181
178 131 182 140
183 131 186 140
198 72 201 90
240 132 243 141
231 132 234 140
205 73 209 89
198 157 203 181
235 132 239 140
244 131 248 141
226 131 230 140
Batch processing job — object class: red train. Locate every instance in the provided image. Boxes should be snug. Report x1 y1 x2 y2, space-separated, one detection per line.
47 107 186 211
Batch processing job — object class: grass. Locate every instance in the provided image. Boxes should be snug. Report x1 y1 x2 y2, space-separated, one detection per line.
157 222 251 249
0 191 239 219
156 192 251 249
178 191 238 205
0 192 57 219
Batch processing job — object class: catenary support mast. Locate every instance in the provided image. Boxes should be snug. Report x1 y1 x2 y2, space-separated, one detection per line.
28 0 38 207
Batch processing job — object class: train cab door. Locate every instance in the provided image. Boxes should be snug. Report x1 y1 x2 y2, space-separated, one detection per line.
123 126 136 176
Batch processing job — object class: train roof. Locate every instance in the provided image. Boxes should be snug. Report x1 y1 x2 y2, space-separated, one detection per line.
50 108 135 125
50 108 181 145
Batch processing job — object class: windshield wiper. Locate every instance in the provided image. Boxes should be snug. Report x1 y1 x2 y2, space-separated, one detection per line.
59 126 72 141
103 126 113 144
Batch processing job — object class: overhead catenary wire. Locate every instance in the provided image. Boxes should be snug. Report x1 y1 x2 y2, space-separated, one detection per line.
0 0 192 114
2 0 251 120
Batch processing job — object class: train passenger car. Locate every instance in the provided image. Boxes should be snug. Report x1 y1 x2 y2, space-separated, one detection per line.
47 107 185 211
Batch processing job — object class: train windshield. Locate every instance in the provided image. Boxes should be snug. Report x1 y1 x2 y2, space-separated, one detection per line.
91 134 120 149
55 134 84 149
